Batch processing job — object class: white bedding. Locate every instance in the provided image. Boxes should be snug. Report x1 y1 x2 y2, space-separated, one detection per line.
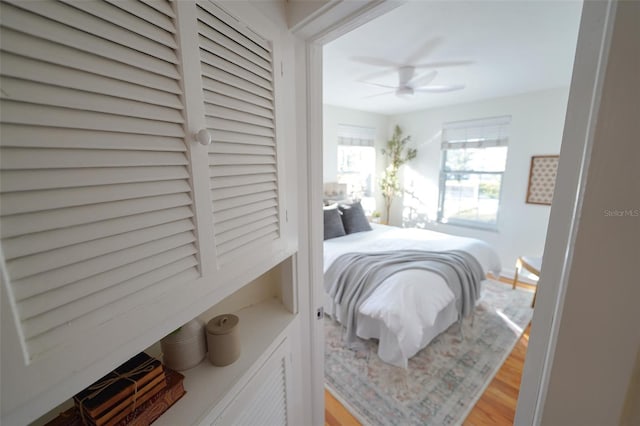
324 224 501 367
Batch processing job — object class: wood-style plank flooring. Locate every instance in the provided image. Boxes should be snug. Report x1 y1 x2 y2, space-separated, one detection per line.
325 388 361 426
462 323 530 426
324 279 533 426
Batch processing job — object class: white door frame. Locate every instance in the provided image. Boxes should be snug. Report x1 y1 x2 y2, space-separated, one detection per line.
515 0 618 423
293 0 617 424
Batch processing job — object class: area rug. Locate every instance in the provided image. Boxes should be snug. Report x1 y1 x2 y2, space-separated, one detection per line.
324 279 534 426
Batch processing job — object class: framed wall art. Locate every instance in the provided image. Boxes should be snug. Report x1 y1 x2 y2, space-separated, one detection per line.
526 155 559 205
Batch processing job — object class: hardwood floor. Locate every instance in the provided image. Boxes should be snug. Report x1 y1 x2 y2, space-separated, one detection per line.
325 388 361 426
462 324 531 425
324 279 533 426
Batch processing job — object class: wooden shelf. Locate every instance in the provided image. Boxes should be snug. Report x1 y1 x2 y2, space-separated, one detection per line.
154 298 295 426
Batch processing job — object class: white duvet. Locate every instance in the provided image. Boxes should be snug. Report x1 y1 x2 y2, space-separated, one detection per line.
324 224 501 367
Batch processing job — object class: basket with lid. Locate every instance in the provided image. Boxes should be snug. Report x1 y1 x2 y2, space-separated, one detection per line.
206 314 240 366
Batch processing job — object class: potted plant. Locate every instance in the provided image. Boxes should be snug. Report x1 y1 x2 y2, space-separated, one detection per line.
370 211 382 223
380 125 417 224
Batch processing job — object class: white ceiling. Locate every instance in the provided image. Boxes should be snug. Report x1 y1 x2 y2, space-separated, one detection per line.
323 1 583 115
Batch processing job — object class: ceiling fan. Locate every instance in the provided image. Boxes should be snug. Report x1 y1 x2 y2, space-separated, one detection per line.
360 68 465 98
352 38 470 98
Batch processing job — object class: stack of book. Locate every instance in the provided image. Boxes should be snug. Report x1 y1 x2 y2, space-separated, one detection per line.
71 353 170 426
46 367 185 426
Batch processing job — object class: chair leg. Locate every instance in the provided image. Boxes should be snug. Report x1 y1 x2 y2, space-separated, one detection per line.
532 286 538 308
512 258 521 289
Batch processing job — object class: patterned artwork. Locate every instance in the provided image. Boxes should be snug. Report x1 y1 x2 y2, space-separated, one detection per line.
526 155 559 205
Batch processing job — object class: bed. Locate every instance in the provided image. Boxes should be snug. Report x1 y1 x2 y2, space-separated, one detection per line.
324 223 501 368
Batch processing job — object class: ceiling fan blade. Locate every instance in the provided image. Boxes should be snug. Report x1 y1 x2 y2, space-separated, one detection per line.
414 60 474 68
360 62 467 82
362 91 395 99
350 56 401 68
415 84 466 93
359 68 398 82
408 70 437 88
404 37 443 65
358 81 397 90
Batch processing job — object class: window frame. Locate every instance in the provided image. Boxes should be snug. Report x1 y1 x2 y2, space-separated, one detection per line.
436 116 511 230
336 144 376 195
437 157 506 230
335 124 377 214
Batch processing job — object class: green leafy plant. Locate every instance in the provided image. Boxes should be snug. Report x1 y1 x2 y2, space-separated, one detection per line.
479 181 500 199
379 125 417 224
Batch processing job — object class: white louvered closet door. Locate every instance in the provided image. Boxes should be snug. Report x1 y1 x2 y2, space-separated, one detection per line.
212 338 294 426
0 0 200 362
196 1 284 267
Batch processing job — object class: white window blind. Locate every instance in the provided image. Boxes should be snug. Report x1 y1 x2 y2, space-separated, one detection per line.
441 115 511 149
337 124 375 147
0 0 200 361
197 1 280 265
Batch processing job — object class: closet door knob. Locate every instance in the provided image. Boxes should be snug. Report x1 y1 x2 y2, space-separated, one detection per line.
195 128 212 146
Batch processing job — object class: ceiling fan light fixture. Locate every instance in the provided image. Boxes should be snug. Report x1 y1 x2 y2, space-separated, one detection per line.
396 87 415 97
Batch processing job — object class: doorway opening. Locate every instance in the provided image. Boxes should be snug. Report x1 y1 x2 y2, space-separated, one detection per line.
315 1 583 423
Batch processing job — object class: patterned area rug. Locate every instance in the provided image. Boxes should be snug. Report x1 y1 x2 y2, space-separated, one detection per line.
324 279 534 426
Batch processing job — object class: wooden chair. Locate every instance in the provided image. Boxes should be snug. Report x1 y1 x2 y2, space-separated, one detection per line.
512 256 542 307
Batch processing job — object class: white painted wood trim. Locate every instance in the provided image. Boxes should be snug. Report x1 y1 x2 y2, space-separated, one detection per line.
292 2 406 424
291 0 403 43
292 35 314 425
515 1 618 424
306 41 327 426
269 22 289 264
174 0 218 276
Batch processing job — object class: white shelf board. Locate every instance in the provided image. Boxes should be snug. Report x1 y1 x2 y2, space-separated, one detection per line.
154 298 295 426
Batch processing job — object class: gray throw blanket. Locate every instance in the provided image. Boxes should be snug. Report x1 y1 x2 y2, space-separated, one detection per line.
324 249 485 344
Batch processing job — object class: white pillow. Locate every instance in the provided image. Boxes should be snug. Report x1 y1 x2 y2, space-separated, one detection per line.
323 202 338 210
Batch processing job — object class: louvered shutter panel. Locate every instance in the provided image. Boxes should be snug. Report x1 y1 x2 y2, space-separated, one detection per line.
232 357 288 426
211 339 292 426
196 1 281 266
0 0 200 361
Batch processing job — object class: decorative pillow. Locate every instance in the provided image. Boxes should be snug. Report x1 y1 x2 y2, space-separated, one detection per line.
323 207 346 240
339 201 372 234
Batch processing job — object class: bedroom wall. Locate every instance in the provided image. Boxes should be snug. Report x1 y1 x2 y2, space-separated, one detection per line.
388 87 571 276
323 104 389 209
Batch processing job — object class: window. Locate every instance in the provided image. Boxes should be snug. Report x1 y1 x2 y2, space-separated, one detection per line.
336 125 376 214
438 116 511 229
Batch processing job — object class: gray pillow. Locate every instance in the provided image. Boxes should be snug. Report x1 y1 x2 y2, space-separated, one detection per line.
324 207 346 240
339 201 372 234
